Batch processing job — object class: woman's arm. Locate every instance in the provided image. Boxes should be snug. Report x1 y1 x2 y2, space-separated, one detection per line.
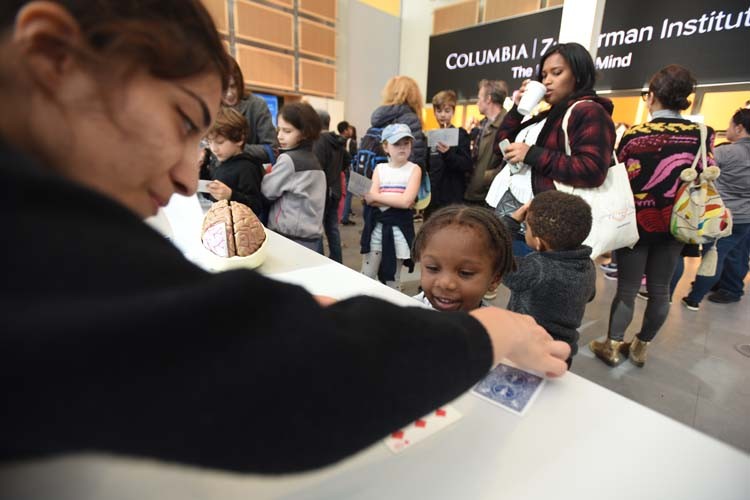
523 102 614 188
243 95 280 164
365 165 421 209
494 107 525 150
705 126 717 168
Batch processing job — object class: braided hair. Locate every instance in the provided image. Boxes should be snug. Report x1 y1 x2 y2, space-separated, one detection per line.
413 204 516 277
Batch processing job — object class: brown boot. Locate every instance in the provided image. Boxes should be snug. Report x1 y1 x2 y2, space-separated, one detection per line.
622 337 650 367
589 338 626 366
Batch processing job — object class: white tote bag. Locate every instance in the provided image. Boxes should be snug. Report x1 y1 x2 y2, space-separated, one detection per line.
554 101 639 258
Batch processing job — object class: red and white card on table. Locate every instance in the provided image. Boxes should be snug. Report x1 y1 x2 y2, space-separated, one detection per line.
383 405 463 454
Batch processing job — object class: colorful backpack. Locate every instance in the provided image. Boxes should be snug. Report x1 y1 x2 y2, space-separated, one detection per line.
670 123 732 275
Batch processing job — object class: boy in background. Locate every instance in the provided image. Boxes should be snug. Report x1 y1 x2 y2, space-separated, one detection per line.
425 90 472 219
205 106 265 217
501 191 596 365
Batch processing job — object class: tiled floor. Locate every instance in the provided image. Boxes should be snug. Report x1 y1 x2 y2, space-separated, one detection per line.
334 207 750 454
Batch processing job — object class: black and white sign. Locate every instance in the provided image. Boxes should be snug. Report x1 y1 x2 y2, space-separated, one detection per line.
426 8 562 102
426 0 750 100
595 0 750 90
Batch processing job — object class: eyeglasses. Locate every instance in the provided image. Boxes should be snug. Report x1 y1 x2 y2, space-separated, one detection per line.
640 91 650 101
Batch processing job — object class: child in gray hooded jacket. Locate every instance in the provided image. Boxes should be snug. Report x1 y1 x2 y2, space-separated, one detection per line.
262 102 326 251
501 190 596 365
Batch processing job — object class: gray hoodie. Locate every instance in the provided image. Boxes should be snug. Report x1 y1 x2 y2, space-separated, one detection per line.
261 143 326 240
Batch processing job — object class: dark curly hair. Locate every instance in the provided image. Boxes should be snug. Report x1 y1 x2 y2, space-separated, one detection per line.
731 108 750 132
412 204 516 277
527 191 592 251
648 64 696 111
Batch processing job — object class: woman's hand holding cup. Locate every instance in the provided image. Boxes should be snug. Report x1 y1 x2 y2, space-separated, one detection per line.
517 80 548 116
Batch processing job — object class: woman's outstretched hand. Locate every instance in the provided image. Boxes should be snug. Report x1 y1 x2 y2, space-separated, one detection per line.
469 307 570 378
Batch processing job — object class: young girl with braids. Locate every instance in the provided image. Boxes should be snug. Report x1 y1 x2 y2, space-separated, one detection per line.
412 205 516 312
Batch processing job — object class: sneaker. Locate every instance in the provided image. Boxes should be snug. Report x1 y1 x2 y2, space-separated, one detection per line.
599 262 617 272
340 219 356 226
681 297 700 311
604 271 618 281
707 290 741 304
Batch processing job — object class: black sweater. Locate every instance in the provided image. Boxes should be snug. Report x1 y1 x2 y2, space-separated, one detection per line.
502 216 596 356
427 126 473 210
0 140 492 473
210 152 265 216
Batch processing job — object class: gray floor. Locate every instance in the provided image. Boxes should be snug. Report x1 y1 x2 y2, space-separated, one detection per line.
334 206 750 454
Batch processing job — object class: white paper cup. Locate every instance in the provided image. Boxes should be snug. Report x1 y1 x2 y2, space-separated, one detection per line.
517 81 547 115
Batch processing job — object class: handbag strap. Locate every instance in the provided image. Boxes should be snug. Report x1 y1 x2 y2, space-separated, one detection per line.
561 100 590 156
689 122 707 172
561 100 617 161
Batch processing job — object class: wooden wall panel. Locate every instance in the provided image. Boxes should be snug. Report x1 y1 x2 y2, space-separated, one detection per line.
202 0 228 34
236 45 295 91
235 0 293 50
433 1 479 35
299 0 337 22
299 59 336 97
484 0 540 22
547 0 564 6
299 19 336 59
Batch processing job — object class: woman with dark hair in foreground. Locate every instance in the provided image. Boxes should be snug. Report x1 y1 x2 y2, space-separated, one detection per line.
0 0 569 474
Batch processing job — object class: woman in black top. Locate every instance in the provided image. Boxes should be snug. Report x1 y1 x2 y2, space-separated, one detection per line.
0 0 569 474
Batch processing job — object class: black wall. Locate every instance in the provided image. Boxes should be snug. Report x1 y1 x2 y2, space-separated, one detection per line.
426 0 750 101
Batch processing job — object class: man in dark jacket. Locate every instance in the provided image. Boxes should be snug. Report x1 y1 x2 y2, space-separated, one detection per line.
338 121 357 225
314 110 350 263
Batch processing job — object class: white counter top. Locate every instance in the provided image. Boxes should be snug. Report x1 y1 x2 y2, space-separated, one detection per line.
3 221 748 500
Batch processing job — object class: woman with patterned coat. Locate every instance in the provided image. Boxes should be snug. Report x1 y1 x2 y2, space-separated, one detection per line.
590 65 715 368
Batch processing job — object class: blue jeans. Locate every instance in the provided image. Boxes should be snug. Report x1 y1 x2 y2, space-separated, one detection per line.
717 228 750 298
341 169 353 223
687 223 750 304
317 195 343 263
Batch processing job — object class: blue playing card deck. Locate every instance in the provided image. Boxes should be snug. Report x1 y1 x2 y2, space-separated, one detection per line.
471 363 545 416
